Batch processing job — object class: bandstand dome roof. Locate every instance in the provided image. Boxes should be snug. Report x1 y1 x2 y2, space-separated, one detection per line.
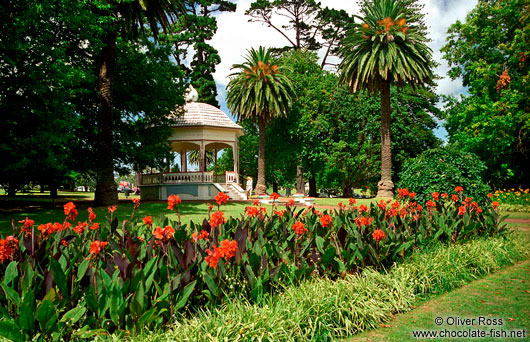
172 102 242 130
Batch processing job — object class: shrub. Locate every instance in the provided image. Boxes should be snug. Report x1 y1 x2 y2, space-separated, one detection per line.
493 188 530 206
397 147 490 205
129 233 528 342
0 190 506 340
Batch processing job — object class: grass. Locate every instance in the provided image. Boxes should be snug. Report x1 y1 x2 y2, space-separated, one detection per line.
348 260 530 342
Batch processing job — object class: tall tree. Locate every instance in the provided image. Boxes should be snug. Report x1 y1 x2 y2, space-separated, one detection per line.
93 0 183 206
441 0 529 188
169 0 236 106
226 47 295 195
339 0 435 198
246 0 354 194
0 0 102 196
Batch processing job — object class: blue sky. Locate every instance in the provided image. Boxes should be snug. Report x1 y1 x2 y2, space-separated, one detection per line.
200 0 478 141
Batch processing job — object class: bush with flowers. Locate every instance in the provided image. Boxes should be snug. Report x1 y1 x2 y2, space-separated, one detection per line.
397 147 491 206
0 188 506 340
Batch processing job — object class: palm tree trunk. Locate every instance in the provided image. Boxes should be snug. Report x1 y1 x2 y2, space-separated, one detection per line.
94 30 118 206
256 116 267 195
377 78 394 198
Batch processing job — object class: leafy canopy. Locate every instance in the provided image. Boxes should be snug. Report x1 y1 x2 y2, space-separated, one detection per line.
226 47 296 123
339 0 435 92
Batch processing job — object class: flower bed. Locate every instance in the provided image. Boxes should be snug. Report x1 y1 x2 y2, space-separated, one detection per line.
0 189 505 340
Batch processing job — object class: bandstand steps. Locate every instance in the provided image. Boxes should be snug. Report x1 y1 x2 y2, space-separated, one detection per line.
222 183 246 200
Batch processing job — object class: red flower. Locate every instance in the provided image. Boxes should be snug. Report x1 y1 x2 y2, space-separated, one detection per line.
391 201 400 209
269 192 280 201
88 240 108 258
372 229 385 242
409 192 416 200
205 246 222 269
260 207 267 215
253 199 261 206
441 193 448 199
246 206 260 218
73 221 88 235
487 193 493 199
143 216 153 227
455 186 463 193
153 225 175 242
397 188 409 199
378 200 387 210
64 202 76 217
354 216 373 228
337 202 346 211
132 198 140 209
205 239 238 269
492 201 499 210
215 192 229 206
220 239 238 259
426 200 436 209
209 211 225 228
19 217 35 229
358 204 368 213
292 221 307 236
38 223 55 237
274 210 285 218
452 194 459 202
0 236 19 264
192 230 209 243
287 199 296 207
90 223 100 231
108 205 117 214
88 207 96 222
206 203 214 211
320 214 333 228
348 198 356 206
432 192 439 201
167 194 181 211
458 206 466 215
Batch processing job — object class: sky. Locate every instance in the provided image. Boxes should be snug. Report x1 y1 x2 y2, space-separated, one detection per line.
204 0 478 140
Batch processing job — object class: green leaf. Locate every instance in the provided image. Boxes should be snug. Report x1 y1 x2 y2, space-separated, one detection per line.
2 261 18 285
19 291 35 332
50 257 69 300
175 280 196 310
0 319 24 342
77 259 90 282
1 283 21 306
36 300 57 333
60 306 86 324
315 236 325 253
203 273 219 297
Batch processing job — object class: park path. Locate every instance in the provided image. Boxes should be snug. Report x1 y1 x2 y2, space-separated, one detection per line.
347 221 530 342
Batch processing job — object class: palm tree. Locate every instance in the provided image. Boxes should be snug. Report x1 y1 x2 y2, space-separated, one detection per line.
94 1 183 206
226 47 295 195
338 0 434 198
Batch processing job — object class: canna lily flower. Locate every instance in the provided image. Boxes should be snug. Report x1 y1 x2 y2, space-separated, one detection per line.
372 229 385 242
108 205 117 214
292 221 307 236
320 214 332 228
167 194 181 211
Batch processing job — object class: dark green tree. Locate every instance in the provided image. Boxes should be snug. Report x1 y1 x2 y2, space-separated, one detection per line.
92 0 183 206
441 0 530 188
169 0 236 106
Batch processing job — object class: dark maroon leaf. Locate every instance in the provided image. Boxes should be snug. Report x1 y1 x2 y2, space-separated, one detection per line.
113 252 129 279
337 226 348 246
170 240 185 269
126 235 140 260
234 222 248 264
202 218 211 234
183 240 195 268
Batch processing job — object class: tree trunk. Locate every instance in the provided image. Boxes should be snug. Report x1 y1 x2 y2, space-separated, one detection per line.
272 180 278 194
94 30 118 207
308 176 317 197
342 174 353 198
255 116 267 195
377 78 394 198
296 164 304 195
7 184 16 197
